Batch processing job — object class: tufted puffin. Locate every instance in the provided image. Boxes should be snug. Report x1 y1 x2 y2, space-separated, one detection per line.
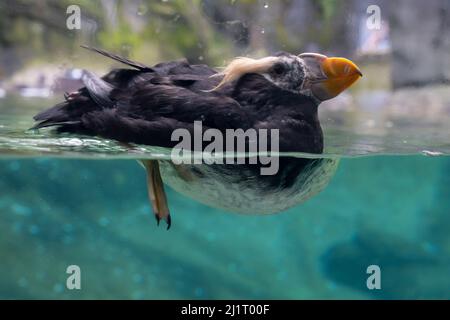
33 46 362 229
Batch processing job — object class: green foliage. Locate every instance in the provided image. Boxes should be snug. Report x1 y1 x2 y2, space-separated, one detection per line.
0 0 346 69
318 0 338 21
98 19 142 54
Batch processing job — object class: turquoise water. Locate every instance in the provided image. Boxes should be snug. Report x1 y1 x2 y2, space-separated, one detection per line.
0 97 449 299
1 156 449 299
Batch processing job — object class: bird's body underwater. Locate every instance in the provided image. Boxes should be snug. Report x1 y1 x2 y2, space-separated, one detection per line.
33 47 362 229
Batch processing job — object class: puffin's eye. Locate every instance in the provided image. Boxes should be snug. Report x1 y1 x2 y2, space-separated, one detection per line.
272 63 285 75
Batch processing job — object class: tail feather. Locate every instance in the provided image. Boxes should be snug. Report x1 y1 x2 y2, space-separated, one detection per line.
33 102 66 122
32 101 80 130
32 93 96 131
32 68 118 131
30 120 81 130
33 45 148 132
31 46 149 131
32 101 73 127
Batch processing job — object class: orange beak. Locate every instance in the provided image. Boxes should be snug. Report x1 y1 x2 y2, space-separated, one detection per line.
299 53 362 101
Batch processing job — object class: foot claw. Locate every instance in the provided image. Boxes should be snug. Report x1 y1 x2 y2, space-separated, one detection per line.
166 214 171 230
155 214 171 230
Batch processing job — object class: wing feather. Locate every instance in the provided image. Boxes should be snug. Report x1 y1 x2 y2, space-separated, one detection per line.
80 45 153 71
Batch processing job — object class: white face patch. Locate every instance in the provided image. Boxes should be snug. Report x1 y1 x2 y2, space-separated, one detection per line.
263 55 307 93
297 53 330 102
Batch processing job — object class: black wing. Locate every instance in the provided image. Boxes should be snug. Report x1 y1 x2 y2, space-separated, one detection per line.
32 48 251 147
33 47 321 153
68 82 251 147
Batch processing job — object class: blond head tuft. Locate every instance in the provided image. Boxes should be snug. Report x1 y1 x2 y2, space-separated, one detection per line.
207 56 277 92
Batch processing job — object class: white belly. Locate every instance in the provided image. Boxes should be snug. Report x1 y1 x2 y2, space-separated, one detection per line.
159 158 339 214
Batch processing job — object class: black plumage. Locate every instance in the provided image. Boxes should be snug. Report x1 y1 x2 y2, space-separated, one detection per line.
35 53 321 154
33 47 361 229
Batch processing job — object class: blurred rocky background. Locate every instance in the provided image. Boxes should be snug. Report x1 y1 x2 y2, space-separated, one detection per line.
1 0 450 134
0 0 449 87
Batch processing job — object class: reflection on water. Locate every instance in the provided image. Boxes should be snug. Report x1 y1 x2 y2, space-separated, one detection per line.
0 95 449 158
